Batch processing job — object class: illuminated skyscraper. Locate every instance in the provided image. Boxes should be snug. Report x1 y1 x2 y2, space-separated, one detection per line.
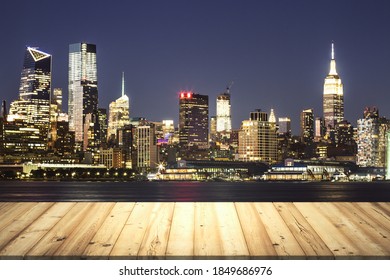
179 92 209 150
107 72 130 141
8 47 51 151
238 109 278 165
323 42 344 130
300 109 314 144
136 124 157 171
216 89 231 133
357 107 390 167
68 43 98 148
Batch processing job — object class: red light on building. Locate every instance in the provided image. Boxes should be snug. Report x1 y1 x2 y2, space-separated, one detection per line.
180 92 185 99
187 92 191 98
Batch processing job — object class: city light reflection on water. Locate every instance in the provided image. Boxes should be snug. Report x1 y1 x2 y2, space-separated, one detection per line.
0 180 389 202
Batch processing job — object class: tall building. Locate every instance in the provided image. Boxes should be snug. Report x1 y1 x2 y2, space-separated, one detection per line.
49 88 63 149
216 89 231 133
136 124 157 171
98 108 108 147
300 109 314 144
357 107 390 167
8 47 52 152
179 91 209 155
323 42 344 131
315 117 326 139
107 72 130 141
68 43 98 149
278 117 291 135
238 109 278 165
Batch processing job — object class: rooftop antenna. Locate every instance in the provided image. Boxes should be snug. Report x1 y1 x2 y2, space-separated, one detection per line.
121 72 125 97
226 81 234 94
331 41 335 60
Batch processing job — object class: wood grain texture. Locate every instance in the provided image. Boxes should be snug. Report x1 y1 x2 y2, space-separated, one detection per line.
235 203 277 257
165 202 195 258
0 203 75 258
83 203 135 258
0 202 388 259
274 203 333 258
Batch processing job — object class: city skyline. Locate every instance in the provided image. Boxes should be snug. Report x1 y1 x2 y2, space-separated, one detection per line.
1 1 390 134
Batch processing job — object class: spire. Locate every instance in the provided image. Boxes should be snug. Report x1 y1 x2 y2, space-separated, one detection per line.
329 42 338 76
269 108 276 123
331 41 335 60
121 72 125 97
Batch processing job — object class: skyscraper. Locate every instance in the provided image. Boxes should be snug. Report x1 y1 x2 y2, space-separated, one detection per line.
216 89 231 133
278 117 291 135
238 109 278 165
107 72 130 142
8 47 52 151
179 91 209 159
323 42 344 131
357 107 390 167
300 109 314 144
68 43 98 149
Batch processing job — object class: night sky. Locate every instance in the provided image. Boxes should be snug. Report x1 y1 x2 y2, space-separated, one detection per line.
1 0 389 134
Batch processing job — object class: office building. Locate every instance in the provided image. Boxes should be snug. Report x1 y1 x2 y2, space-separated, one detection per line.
8 47 52 152
323 42 344 131
300 109 314 144
68 43 98 149
179 92 209 158
278 117 291 135
107 72 130 141
238 109 278 165
136 124 158 171
216 90 231 133
357 107 390 167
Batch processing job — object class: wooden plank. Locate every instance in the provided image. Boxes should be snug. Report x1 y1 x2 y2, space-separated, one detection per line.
376 202 390 217
137 203 175 259
0 203 54 251
0 203 38 232
25 203 94 258
253 203 305 258
274 203 333 258
83 203 135 258
194 203 249 258
52 203 114 257
295 203 380 258
332 203 390 255
165 202 195 258
110 203 156 258
0 203 76 258
235 203 277 257
355 203 390 231
0 203 14 212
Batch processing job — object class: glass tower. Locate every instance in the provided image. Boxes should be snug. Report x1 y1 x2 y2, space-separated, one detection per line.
8 47 51 151
216 91 231 133
179 92 209 150
68 43 98 146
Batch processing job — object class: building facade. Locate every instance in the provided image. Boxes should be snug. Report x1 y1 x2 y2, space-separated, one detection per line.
179 92 209 158
238 109 278 165
68 43 98 150
323 43 344 131
300 109 314 144
7 47 52 152
136 124 158 171
216 91 231 133
107 73 130 142
357 107 390 167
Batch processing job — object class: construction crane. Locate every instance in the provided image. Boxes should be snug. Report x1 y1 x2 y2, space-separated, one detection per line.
226 81 234 94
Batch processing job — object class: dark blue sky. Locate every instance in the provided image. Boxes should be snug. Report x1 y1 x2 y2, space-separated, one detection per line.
1 0 389 133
